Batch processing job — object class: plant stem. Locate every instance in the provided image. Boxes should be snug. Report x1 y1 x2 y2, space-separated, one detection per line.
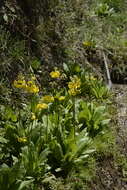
73 97 76 139
46 112 48 142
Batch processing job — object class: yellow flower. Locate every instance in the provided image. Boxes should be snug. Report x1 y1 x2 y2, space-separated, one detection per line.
83 41 92 47
58 96 65 101
13 80 26 88
18 137 27 143
42 95 54 103
26 81 39 93
68 77 81 89
68 82 80 89
50 70 60 78
36 103 48 110
13 78 39 93
68 76 81 96
68 88 80 96
68 89 75 96
26 85 39 93
31 113 36 120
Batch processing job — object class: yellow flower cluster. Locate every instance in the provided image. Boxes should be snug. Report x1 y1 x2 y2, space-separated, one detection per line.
41 95 54 103
36 95 55 111
26 81 39 93
36 94 65 111
18 137 27 143
13 75 39 94
68 76 81 96
13 79 26 88
40 94 65 105
50 70 60 78
36 103 48 110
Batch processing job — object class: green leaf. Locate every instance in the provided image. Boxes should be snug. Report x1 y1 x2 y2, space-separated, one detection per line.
5 107 17 122
63 63 69 72
50 139 63 160
0 137 8 143
55 168 62 172
3 14 8 22
93 123 99 130
101 119 110 125
18 179 34 190
78 105 91 122
31 59 40 70
11 114 17 122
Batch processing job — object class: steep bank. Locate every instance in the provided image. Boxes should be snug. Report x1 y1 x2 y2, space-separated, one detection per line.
90 84 127 190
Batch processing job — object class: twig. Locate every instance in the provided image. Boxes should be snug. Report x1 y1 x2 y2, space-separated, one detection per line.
103 52 112 89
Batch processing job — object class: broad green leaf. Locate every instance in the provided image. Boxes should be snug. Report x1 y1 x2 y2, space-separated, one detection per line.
101 119 110 125
18 179 34 190
0 137 8 143
3 14 8 22
63 63 69 72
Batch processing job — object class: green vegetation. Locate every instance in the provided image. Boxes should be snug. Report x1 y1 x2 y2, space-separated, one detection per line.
0 66 112 189
0 0 127 189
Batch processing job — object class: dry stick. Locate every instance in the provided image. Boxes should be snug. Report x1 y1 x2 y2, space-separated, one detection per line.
103 52 112 89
